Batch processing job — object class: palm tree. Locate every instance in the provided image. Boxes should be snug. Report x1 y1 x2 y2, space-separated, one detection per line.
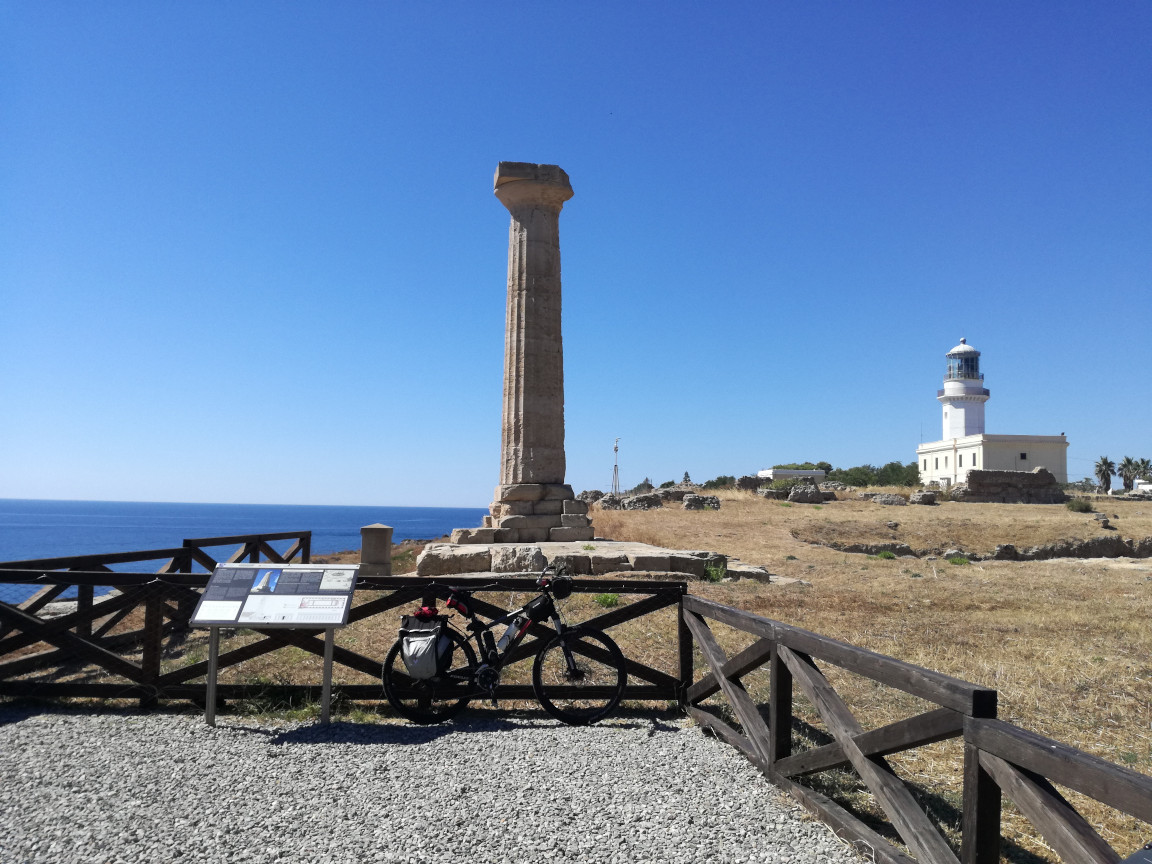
1095 456 1116 494
1136 457 1152 482
1117 456 1139 492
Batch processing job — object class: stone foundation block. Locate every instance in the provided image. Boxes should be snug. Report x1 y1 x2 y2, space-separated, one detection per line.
543 484 575 500
494 500 536 517
562 499 589 515
559 554 591 574
494 528 519 543
560 513 590 528
533 500 564 515
549 526 594 542
590 553 631 574
668 554 707 578
416 544 492 576
496 484 547 502
517 528 552 543
491 545 547 573
498 514 564 530
631 554 671 572
482 515 494 528
449 527 499 545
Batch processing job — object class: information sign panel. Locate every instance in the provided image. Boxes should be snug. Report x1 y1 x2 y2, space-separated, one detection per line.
191 563 358 628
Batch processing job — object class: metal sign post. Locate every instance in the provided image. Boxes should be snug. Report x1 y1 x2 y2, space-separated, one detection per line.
191 563 358 727
321 627 335 724
206 626 221 727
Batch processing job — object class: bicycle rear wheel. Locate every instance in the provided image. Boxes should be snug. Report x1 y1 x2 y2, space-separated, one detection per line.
532 626 626 726
382 628 477 724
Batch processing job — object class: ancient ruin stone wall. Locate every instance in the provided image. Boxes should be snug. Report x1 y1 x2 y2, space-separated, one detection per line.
951 467 1066 504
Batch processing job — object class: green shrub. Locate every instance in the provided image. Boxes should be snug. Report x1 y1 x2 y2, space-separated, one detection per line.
703 562 726 583
785 555 798 561
947 556 969 566
702 475 736 490
594 593 619 608
778 501 792 508
1066 498 1094 513
769 476 806 492
876 550 897 560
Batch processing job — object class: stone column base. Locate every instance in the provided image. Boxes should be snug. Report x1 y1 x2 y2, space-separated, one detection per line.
452 483 594 544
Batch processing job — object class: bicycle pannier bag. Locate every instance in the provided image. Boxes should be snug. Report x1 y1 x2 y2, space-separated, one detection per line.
399 616 452 680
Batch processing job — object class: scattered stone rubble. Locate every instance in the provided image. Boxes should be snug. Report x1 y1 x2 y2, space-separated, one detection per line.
861 493 908 506
787 484 824 504
803 534 1152 561
909 491 937 505
683 494 720 510
622 493 662 511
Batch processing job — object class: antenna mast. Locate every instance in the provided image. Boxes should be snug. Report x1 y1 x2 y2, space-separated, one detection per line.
611 438 621 496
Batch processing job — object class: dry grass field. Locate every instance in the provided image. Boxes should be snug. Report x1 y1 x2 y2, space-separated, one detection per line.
594 489 1152 862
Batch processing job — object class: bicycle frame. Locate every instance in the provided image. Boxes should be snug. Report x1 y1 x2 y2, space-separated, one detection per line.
440 581 578 694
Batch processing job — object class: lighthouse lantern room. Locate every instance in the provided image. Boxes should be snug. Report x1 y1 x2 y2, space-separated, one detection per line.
939 338 990 440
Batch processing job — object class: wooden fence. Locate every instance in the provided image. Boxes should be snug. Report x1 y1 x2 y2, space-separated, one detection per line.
681 594 1152 864
0 536 686 709
2 536 1150 863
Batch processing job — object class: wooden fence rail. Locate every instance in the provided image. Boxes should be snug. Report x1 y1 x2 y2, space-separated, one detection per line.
679 593 1152 864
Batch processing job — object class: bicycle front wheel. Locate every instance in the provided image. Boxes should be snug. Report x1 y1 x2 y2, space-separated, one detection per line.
532 626 626 726
382 628 477 725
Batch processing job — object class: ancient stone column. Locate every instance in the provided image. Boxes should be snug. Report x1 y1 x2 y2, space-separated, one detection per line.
452 162 593 545
495 162 571 486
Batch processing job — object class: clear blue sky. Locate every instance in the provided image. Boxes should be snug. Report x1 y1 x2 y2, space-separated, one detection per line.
2 3 1149 507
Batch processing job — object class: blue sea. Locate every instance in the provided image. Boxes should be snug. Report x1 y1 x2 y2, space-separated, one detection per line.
0 499 487 604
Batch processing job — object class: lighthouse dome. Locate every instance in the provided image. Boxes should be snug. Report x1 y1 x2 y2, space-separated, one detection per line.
947 337 980 357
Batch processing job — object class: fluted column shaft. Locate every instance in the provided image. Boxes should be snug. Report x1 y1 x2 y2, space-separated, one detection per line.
494 164 573 486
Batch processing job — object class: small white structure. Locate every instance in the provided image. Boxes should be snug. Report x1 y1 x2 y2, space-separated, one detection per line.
915 339 1068 487
756 468 826 482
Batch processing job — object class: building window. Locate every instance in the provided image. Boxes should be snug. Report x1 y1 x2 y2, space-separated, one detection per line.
973 453 978 466
923 460 927 470
935 458 938 469
959 454 963 467
944 456 948 467
1020 452 1027 460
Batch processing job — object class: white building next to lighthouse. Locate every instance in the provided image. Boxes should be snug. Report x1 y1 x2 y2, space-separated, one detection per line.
915 339 1068 487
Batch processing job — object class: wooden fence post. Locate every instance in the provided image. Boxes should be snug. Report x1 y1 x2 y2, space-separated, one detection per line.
139 589 164 710
768 640 792 770
961 741 1001 864
678 591 692 705
76 585 93 639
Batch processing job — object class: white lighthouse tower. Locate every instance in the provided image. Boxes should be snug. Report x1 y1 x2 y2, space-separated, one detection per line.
916 338 1069 486
939 338 989 439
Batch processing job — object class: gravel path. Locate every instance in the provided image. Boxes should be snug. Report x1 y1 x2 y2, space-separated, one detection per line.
0 704 862 864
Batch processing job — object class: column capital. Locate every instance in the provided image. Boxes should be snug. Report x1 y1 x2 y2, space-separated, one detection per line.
494 162 573 212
